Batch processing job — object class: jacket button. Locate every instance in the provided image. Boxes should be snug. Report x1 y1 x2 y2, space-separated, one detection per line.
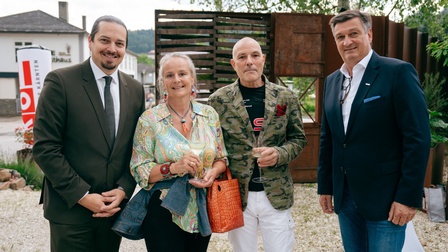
343 144 347 148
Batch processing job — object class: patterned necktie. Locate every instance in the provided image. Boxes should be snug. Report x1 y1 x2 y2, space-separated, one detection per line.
103 76 115 144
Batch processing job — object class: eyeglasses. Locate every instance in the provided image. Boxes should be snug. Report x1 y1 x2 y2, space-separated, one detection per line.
340 76 352 105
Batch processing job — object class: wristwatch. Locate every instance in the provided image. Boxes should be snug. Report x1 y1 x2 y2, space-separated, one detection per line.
160 163 172 178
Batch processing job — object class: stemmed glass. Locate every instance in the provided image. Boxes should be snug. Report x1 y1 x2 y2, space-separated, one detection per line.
189 126 205 181
251 135 269 183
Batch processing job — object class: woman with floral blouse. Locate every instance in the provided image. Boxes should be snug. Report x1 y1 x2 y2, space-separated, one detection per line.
128 52 227 252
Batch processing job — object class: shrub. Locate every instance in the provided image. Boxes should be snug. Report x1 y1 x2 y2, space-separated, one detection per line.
0 159 43 190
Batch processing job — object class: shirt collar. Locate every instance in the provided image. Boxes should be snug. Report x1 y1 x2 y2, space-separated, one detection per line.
90 57 119 84
339 49 373 78
158 101 206 122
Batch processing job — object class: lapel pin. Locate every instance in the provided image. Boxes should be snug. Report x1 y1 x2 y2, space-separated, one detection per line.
365 83 371 86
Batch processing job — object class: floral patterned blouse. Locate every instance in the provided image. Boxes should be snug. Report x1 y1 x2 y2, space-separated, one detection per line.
130 101 227 233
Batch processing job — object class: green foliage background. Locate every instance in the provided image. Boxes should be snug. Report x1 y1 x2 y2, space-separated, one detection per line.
127 29 155 54
184 0 448 39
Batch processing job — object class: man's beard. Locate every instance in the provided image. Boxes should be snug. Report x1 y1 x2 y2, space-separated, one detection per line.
101 62 117 70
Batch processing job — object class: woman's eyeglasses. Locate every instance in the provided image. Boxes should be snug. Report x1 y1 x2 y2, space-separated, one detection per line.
340 77 352 105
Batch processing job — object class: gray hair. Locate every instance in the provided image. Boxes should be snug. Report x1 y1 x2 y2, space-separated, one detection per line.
157 53 197 100
329 10 372 34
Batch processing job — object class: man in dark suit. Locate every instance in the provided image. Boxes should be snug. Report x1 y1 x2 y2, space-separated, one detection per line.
33 15 145 251
318 10 430 252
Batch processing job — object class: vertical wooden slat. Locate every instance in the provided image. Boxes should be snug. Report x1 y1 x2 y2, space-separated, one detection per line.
403 27 418 67
416 32 429 82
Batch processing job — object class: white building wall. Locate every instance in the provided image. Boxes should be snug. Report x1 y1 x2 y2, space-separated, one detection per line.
0 33 88 72
0 31 138 115
0 78 17 99
119 53 138 79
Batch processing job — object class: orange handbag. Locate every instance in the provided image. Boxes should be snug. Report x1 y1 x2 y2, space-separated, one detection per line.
207 167 244 233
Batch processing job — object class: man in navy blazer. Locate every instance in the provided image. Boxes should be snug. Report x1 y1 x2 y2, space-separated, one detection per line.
317 10 430 252
33 16 145 251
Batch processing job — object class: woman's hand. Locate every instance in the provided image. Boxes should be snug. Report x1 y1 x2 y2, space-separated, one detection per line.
170 152 201 176
189 167 221 188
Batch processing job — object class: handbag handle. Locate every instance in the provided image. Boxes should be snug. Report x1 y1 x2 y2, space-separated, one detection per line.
222 167 232 180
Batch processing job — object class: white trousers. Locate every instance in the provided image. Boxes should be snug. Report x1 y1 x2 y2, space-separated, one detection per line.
402 221 424 252
228 191 295 252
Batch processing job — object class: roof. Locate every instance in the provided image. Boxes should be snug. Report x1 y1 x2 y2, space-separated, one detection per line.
0 10 86 33
138 63 155 73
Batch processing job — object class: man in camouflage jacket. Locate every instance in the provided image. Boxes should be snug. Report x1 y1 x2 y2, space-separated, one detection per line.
208 37 307 252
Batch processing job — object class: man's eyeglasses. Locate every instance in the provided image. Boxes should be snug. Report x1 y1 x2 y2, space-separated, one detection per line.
340 77 352 105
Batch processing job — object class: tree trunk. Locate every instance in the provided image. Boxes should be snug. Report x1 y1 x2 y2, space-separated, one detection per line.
337 0 350 12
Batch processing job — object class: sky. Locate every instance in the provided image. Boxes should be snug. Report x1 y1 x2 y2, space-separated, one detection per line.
0 0 202 30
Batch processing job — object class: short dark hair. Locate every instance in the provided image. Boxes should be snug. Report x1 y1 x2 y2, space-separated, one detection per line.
329 10 372 33
90 15 128 49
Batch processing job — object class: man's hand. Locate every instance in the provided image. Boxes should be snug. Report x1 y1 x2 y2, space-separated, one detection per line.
388 201 416 226
319 195 334 214
256 147 279 167
78 188 126 218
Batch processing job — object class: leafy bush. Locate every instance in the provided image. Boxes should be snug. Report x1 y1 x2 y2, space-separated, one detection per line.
421 73 448 147
427 39 448 67
428 110 448 147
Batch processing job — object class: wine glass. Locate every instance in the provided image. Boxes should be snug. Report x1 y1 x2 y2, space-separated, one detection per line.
252 135 270 183
189 127 205 181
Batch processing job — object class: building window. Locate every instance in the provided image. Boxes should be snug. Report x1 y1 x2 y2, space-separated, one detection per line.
15 41 33 62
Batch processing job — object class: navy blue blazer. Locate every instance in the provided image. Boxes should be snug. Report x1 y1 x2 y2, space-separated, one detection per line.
317 51 431 221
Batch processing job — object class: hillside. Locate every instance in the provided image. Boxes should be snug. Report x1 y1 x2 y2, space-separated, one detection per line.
128 29 155 54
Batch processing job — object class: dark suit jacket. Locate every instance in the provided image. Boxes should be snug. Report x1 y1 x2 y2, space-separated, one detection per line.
33 59 145 224
317 51 431 221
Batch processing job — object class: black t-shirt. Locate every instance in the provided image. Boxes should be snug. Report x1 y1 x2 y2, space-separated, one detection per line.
240 83 265 191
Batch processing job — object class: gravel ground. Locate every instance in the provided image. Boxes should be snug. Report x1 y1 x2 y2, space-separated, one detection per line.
1 183 447 252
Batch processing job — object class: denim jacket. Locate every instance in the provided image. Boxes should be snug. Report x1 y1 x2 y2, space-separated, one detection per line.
112 176 211 240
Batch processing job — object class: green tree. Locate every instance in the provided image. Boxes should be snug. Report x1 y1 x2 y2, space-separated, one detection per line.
427 39 448 66
137 54 155 66
128 29 155 54
185 0 447 37
405 4 448 39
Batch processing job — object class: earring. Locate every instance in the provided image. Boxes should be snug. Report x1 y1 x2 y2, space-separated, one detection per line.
163 91 167 101
191 88 195 95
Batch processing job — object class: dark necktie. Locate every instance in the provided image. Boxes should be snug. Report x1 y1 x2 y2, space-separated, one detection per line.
103 76 115 144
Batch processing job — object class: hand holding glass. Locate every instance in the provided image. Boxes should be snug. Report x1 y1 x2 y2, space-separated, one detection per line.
252 136 269 183
189 128 205 181
252 136 263 158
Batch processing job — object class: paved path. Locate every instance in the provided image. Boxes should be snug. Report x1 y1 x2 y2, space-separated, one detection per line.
0 116 25 162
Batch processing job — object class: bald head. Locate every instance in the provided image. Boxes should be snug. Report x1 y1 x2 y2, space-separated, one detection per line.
232 37 263 59
230 37 266 87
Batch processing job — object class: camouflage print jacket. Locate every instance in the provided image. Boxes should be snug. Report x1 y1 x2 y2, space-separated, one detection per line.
208 76 307 210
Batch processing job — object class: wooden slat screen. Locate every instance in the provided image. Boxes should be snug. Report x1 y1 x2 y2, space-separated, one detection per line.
155 10 271 101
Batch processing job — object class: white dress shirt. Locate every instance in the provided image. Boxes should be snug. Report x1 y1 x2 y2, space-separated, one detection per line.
340 50 373 134
90 58 120 136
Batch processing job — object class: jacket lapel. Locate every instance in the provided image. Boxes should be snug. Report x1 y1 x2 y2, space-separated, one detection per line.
81 60 113 148
333 73 345 136
114 71 128 152
228 82 254 145
262 81 278 140
346 52 380 135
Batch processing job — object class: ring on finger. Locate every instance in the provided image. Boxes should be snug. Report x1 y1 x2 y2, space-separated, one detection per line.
190 161 194 166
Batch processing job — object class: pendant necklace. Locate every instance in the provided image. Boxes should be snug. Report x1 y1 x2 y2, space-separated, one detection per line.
168 102 191 133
